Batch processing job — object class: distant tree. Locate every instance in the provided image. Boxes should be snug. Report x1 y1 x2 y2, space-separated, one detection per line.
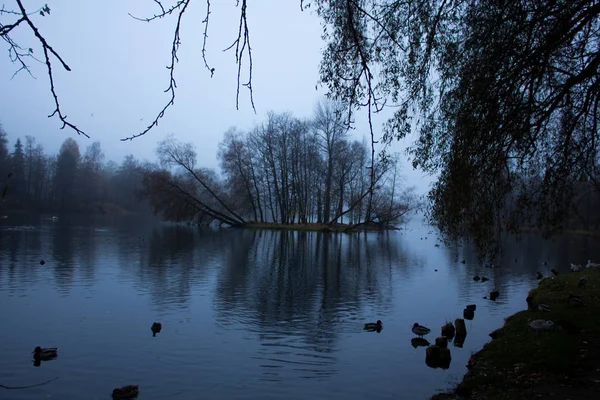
112 155 141 207
7 1 599 253
0 124 9 202
142 136 246 225
313 101 348 223
54 137 80 210
218 127 262 221
79 141 105 203
0 124 8 169
9 138 25 199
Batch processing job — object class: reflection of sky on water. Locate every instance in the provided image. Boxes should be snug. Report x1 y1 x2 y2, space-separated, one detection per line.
1 216 600 399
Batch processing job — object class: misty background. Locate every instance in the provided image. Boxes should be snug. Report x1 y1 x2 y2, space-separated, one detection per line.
0 0 434 195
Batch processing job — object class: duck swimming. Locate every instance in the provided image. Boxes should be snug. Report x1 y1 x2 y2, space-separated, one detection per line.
32 346 58 361
151 322 162 336
412 323 431 337
112 385 139 399
364 320 383 331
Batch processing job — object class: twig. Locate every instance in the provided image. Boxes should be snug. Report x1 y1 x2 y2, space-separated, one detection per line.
122 0 191 141
11 0 87 137
153 0 165 14
128 0 186 22
202 0 214 77
0 377 59 390
223 0 255 112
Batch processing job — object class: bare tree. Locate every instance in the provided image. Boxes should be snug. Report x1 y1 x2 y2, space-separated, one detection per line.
154 136 245 225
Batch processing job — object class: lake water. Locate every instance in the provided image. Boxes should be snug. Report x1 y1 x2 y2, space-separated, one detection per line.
1 216 599 399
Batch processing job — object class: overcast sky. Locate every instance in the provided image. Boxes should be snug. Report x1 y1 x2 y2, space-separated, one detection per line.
1 0 434 193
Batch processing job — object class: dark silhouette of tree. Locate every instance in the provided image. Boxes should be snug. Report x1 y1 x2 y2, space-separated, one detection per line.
312 0 600 254
7 1 599 252
313 101 349 223
0 125 9 203
0 125 8 165
79 141 105 204
0 124 149 214
9 137 25 198
143 108 416 227
54 137 80 211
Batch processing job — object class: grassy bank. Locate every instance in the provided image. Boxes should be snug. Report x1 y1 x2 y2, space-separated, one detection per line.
432 269 600 400
519 226 600 238
243 222 396 233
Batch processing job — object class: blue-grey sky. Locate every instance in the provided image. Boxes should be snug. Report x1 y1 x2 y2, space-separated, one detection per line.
1 0 433 193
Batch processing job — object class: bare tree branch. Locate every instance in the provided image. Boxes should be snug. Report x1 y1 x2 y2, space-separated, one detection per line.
127 0 186 22
122 0 191 141
2 1 88 137
223 0 255 112
202 0 214 77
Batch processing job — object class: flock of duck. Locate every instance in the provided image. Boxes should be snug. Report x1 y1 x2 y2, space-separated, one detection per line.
32 322 163 398
363 320 433 337
363 317 469 370
362 258 600 368
28 256 600 395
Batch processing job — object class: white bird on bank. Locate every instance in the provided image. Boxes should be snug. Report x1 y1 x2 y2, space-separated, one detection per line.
570 263 582 272
529 320 554 332
586 260 600 269
537 303 551 312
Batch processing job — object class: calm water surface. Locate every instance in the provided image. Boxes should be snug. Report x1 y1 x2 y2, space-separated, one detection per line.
1 216 599 399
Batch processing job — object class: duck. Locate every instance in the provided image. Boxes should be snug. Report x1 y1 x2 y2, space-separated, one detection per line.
536 271 543 280
536 303 551 312
579 275 588 288
529 320 554 331
568 294 585 307
151 322 162 336
32 346 58 361
112 385 139 399
412 323 431 337
570 263 582 272
364 320 383 331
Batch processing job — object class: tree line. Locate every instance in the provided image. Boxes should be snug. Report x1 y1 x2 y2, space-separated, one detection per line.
1 102 417 227
140 102 417 227
4 1 600 253
0 123 146 215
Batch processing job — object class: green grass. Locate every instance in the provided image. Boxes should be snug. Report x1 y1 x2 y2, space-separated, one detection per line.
432 269 600 399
